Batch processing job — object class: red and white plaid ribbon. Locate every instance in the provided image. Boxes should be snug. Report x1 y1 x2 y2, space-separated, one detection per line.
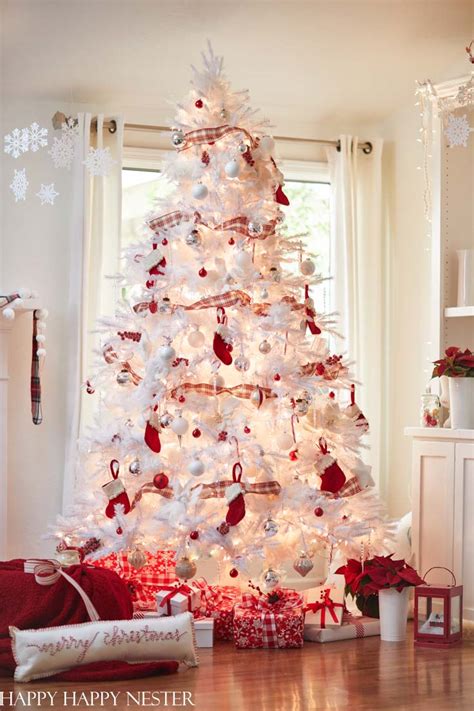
327 477 363 498
102 344 142 385
31 310 43 425
342 613 366 638
169 382 275 404
236 590 303 648
196 477 281 500
131 481 174 510
213 216 277 240
24 559 100 621
177 124 257 152
147 210 194 234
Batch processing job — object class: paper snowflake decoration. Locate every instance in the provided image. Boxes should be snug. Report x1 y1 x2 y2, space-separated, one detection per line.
36 183 59 205
444 114 472 148
9 168 29 201
26 122 48 152
83 146 117 176
61 118 79 145
4 128 29 158
49 136 75 169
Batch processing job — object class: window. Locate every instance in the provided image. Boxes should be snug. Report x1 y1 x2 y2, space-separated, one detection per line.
122 156 331 311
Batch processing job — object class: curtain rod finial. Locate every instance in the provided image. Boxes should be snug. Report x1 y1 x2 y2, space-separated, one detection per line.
52 111 67 130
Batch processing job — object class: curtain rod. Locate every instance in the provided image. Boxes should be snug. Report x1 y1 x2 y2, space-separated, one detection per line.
52 112 373 154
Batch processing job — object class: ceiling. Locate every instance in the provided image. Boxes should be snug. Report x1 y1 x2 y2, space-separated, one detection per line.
1 0 473 134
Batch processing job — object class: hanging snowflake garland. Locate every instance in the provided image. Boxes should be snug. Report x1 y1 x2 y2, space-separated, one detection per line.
83 146 117 177
26 122 48 152
9 168 29 201
444 113 472 148
36 183 59 205
4 128 29 159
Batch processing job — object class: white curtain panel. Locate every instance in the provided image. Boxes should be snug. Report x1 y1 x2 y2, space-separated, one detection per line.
63 113 124 511
326 136 385 487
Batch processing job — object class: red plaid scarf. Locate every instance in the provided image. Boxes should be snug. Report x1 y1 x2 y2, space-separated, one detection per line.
236 590 303 648
31 310 42 425
177 124 257 152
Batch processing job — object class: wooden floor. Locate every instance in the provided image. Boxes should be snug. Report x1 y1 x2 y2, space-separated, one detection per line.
1 625 473 711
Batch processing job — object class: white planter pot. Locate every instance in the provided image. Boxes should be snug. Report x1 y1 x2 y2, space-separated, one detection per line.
378 587 409 642
449 377 474 429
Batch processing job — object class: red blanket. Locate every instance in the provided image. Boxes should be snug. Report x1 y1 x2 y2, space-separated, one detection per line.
0 560 178 679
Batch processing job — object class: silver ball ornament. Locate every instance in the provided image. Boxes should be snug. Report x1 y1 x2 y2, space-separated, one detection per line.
175 557 197 580
263 568 280 589
234 355 250 372
160 412 174 428
300 258 316 276
263 518 279 537
259 340 271 354
293 552 314 578
238 141 248 154
129 458 141 476
171 129 185 147
116 369 131 385
129 548 147 571
186 230 201 247
247 221 263 237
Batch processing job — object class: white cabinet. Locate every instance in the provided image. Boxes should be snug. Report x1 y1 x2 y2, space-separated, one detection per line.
405 427 474 621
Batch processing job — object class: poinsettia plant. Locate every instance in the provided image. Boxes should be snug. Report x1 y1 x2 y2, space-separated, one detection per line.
336 554 424 597
432 347 474 378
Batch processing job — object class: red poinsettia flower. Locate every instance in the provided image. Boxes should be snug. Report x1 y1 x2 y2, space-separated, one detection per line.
433 346 474 378
336 554 424 596
397 565 425 586
336 559 362 593
445 346 461 358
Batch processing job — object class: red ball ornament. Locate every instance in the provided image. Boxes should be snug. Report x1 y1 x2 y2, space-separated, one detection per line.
153 472 169 489
192 428 201 438
116 527 123 535
199 267 208 278
289 449 298 461
229 568 239 578
218 430 228 442
314 507 324 517
273 373 281 381
244 426 251 434
329 391 336 400
228 237 235 245
161 238 168 246
195 99 203 108
149 301 158 314
190 530 199 540
178 395 186 403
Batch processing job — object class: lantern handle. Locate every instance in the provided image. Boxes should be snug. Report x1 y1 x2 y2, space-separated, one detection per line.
422 566 457 587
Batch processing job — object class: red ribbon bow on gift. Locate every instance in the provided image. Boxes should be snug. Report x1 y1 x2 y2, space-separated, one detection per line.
237 590 303 648
305 588 344 628
158 583 195 615
192 579 240 611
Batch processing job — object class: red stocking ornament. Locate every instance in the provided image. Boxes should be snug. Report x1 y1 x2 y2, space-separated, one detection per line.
213 307 233 365
304 285 321 335
318 438 346 494
145 243 166 289
103 460 131 526
225 462 246 525
345 384 369 433
144 407 161 453
275 184 290 206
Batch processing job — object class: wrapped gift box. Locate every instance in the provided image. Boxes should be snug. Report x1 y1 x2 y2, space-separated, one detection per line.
193 581 241 641
304 580 345 628
194 618 214 648
156 583 200 616
92 550 177 611
233 589 304 649
305 614 380 643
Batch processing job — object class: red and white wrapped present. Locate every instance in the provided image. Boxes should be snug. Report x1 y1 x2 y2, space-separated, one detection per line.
133 611 214 648
233 589 305 649
304 581 345 628
193 580 241 641
92 550 177 611
305 613 380 642
156 582 200 616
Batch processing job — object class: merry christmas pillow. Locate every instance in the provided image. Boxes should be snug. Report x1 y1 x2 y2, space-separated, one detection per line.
10 612 198 682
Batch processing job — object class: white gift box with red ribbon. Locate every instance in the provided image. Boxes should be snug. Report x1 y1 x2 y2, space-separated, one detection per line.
305 613 380 642
155 583 200 617
303 581 345 628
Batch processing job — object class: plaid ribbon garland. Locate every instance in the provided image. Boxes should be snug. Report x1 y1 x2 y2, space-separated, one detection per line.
177 124 257 152
327 477 363 498
131 481 174 510
213 216 277 241
169 382 275 403
147 210 194 234
31 310 42 425
102 345 142 385
237 590 304 648
196 478 281 500
147 209 275 241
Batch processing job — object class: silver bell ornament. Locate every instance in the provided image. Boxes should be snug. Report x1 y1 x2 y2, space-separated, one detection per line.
234 355 250 372
171 129 185 147
129 458 141 476
175 557 197 580
300 258 316 276
259 340 271 354
160 412 174 428
186 229 201 247
248 221 263 237
263 568 280 589
263 518 279 537
293 552 314 578
116 369 131 385
129 547 147 571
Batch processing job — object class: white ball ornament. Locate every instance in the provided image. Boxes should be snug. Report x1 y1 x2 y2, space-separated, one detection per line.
188 458 205 477
259 135 275 154
36 348 47 357
300 258 316 276
188 329 205 348
37 321 47 330
276 433 294 450
38 309 49 319
18 288 31 299
192 183 208 200
171 416 189 436
235 250 252 269
158 345 176 362
2 308 15 320
224 159 240 178
35 334 46 343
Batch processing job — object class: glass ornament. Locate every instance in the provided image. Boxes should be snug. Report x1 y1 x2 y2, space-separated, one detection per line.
171 129 185 146
129 547 147 571
128 458 141 475
259 340 271 354
188 329 205 348
248 221 263 237
293 552 314 578
188 458 205 477
175 557 197 580
116 369 131 385
234 355 250 372
263 518 279 537
186 230 201 246
263 568 280 589
225 159 240 178
192 183 208 200
300 258 316 276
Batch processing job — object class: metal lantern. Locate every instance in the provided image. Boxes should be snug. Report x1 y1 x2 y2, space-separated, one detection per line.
414 567 463 648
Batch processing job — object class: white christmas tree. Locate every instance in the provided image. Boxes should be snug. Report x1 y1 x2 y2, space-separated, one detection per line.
53 46 391 587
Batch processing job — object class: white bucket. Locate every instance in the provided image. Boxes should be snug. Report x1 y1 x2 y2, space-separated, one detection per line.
379 587 409 642
449 377 474 429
